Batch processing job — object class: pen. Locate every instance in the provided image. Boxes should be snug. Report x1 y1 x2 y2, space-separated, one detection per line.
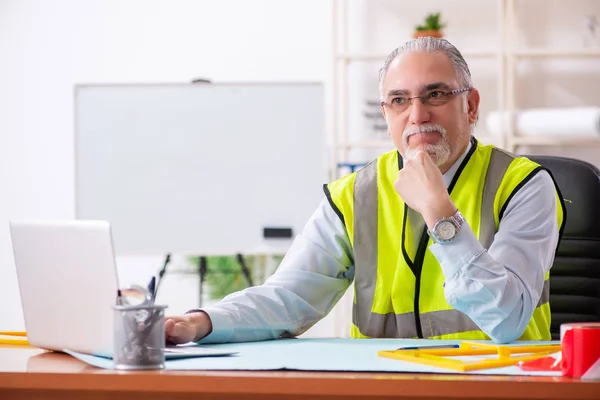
0 331 27 337
397 344 460 350
0 331 29 346
0 338 29 346
147 276 156 304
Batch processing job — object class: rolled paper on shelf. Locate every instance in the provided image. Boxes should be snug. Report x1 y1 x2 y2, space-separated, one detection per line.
486 107 600 138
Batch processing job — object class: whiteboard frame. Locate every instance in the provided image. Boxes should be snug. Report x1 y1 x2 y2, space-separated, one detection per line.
73 82 329 256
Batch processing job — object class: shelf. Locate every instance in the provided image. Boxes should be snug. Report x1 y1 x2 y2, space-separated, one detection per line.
335 50 499 62
511 136 600 146
338 137 600 149
513 48 600 58
338 136 502 149
336 49 600 62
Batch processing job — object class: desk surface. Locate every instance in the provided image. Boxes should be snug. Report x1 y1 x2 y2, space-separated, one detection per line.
1 346 599 400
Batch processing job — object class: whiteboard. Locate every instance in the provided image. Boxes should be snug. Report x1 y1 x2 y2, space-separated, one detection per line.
74 83 327 255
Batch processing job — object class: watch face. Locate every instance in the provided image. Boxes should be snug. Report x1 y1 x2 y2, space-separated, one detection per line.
436 220 456 241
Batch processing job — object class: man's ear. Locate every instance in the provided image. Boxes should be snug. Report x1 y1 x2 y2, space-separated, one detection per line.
467 88 480 124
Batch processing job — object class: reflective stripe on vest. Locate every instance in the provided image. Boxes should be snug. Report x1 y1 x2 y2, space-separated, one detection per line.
351 147 551 338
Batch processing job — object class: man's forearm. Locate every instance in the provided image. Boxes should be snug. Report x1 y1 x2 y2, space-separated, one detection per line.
193 227 354 344
429 171 559 343
430 223 540 343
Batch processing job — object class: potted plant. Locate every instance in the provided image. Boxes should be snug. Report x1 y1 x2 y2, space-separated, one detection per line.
413 12 445 39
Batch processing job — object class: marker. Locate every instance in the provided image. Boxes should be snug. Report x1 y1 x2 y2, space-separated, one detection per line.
147 276 156 304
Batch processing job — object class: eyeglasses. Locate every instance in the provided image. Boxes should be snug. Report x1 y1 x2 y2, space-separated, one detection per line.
381 87 472 113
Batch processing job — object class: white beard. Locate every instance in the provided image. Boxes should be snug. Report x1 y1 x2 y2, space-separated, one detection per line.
403 123 451 167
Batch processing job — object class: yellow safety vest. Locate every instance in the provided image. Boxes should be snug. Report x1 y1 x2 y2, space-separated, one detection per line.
325 137 566 340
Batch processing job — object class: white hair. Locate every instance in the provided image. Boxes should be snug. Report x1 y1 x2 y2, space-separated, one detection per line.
378 37 473 99
378 37 477 132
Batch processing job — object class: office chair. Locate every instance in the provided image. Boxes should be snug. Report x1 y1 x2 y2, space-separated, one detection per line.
525 155 600 340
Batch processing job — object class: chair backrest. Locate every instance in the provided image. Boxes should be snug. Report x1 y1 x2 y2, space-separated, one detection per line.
525 155 600 339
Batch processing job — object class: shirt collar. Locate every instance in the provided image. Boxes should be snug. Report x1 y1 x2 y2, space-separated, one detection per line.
441 139 472 188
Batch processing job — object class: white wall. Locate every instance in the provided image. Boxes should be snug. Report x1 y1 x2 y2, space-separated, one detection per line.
2 0 599 336
0 0 331 330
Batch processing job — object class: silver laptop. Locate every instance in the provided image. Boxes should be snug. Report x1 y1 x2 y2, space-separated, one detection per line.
10 220 119 357
9 219 240 361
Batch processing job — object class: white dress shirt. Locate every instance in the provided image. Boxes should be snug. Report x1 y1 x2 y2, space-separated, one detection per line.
197 142 559 344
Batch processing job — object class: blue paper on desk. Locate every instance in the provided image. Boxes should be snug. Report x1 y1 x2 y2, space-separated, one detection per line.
66 338 562 376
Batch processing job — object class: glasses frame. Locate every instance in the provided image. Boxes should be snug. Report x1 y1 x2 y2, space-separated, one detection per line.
380 87 472 111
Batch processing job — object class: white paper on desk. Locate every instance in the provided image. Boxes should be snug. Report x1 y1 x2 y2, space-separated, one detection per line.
164 346 238 359
486 107 600 137
63 346 237 365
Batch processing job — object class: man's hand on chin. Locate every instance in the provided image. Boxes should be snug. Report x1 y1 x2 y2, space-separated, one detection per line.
394 150 457 228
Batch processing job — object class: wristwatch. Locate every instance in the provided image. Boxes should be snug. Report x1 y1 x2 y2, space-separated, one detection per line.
429 209 465 244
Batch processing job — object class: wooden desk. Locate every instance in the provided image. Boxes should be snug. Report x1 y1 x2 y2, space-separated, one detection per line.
1 346 599 400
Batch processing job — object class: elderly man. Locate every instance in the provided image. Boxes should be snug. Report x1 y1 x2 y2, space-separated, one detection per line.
165 37 566 345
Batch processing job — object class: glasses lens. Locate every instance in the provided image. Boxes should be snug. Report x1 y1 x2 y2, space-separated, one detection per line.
426 92 450 106
390 100 409 113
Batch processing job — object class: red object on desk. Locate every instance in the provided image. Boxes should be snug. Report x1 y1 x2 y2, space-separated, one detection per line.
561 323 600 379
518 355 562 372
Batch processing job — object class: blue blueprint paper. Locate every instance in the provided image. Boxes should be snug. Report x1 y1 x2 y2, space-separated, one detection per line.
65 338 562 376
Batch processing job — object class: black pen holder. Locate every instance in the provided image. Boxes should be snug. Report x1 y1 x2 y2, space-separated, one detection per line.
112 304 167 370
